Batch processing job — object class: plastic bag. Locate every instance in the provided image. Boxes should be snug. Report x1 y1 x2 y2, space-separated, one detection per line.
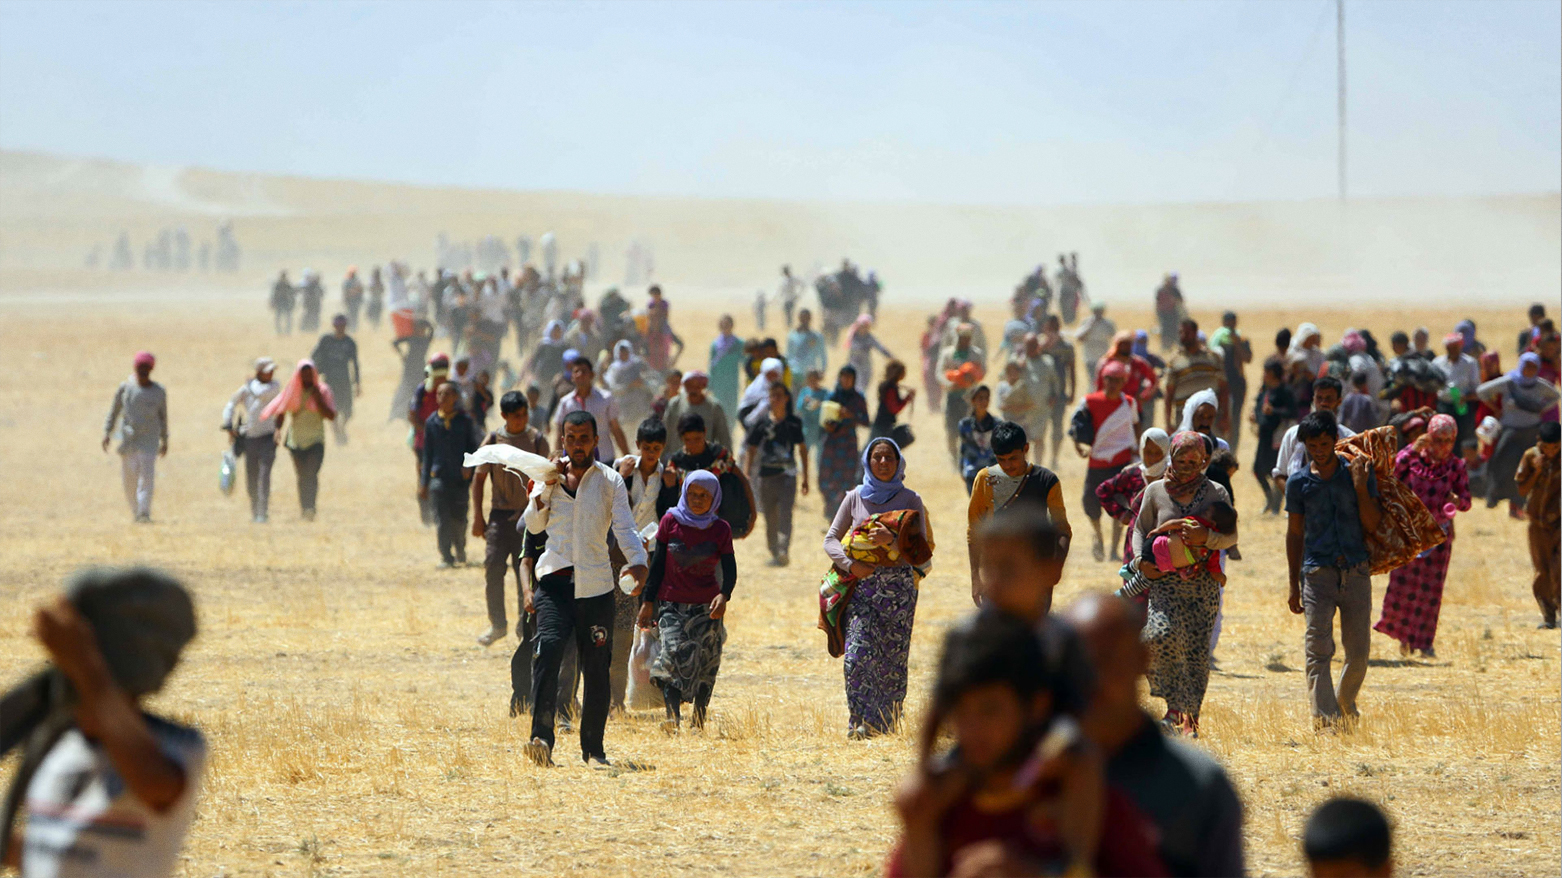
625 627 663 710
463 444 557 484
219 450 237 496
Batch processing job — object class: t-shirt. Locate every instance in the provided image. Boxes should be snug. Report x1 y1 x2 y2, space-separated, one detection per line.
552 386 620 462
957 413 998 480
1167 348 1224 413
286 407 326 450
22 718 206 878
480 426 549 510
744 413 805 477
648 514 734 604
1285 454 1379 569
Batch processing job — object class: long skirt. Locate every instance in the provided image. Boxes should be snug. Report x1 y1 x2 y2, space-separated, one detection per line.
1143 570 1222 720
650 601 726 702
818 430 861 521
842 565 919 732
1486 426 1539 508
1375 530 1453 650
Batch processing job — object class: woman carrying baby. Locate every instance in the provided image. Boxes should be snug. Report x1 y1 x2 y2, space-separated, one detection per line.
823 437 936 739
1131 431 1238 738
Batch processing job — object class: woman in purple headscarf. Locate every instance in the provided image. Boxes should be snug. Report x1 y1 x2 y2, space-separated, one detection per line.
823 437 935 738
638 470 736 731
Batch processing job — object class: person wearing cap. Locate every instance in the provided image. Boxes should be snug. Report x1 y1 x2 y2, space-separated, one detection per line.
221 357 281 522
311 314 360 446
659 369 732 460
7 568 204 877
102 352 168 524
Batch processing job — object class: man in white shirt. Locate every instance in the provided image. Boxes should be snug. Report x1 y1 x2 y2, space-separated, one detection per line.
10 569 203 878
1433 332 1481 446
522 410 648 767
222 357 281 522
1272 375 1356 487
551 355 629 463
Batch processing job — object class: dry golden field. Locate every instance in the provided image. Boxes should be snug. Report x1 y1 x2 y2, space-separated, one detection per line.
0 284 1557 878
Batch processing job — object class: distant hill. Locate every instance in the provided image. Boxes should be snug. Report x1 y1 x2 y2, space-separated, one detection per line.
2 149 1556 305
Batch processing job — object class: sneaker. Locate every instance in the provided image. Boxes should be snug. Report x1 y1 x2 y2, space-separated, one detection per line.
523 738 553 767
438 560 455 570
302 509 316 522
477 626 505 647
1227 546 1242 561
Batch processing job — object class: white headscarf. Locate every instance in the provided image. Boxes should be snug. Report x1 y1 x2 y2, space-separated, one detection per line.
740 357 783 411
1177 388 1220 434
1288 322 1321 357
1139 427 1171 479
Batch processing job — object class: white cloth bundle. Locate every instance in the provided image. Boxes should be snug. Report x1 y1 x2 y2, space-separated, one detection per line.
463 445 557 484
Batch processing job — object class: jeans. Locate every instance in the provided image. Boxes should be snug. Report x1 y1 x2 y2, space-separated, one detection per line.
288 443 324 514
242 434 276 519
528 571 615 758
758 472 796 560
430 478 469 564
120 449 157 518
483 508 525 628
1302 562 1373 719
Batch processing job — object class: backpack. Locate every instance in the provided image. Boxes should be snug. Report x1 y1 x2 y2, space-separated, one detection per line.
1067 400 1096 445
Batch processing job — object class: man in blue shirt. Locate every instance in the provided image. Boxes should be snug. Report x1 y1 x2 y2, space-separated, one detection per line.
1286 410 1382 728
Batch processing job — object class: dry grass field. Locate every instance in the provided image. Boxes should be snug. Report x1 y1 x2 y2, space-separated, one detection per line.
0 284 1556 877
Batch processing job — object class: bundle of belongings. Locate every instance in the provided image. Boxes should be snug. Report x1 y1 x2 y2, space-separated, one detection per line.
817 509 933 657
1335 425 1447 575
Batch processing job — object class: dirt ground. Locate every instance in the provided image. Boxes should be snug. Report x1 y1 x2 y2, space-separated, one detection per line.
0 291 1556 878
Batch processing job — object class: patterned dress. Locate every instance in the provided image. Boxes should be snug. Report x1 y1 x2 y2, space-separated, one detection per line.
842 565 919 732
818 392 870 520
1374 447 1470 650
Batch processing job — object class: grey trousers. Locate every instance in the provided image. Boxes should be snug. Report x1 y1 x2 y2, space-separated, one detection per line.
758 472 797 559
242 434 276 519
1302 562 1372 719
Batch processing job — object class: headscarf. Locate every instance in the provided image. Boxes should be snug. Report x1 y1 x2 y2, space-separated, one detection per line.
1176 388 1220 434
1341 329 1366 354
1163 431 1210 500
132 351 155 368
562 348 581 368
1512 351 1542 388
1479 350 1502 381
741 357 784 411
260 359 335 419
831 364 865 406
1288 323 1321 357
1139 428 1171 479
543 320 565 342
1132 330 1151 358
604 339 644 390
843 314 873 350
1109 329 1135 357
1456 319 1477 350
859 437 906 505
668 469 722 529
424 353 450 392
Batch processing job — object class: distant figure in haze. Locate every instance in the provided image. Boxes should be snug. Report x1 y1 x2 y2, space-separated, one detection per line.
843 315 895 387
1055 252 1086 324
262 359 336 522
222 357 281 523
1073 302 1116 387
787 308 828 380
540 231 558 280
708 315 745 417
753 287 767 331
172 226 190 271
1154 273 1187 353
297 269 325 334
102 351 168 524
1303 798 1394 877
390 319 434 422
1209 311 1253 451
341 266 365 330
365 265 385 328
270 270 296 335
312 315 361 446
111 231 134 270
516 235 533 267
779 265 802 328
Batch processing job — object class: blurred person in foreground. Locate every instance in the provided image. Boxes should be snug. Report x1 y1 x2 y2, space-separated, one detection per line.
1515 421 1561 628
1286 411 1381 731
102 351 168 524
2 568 202 877
221 357 281 523
472 391 550 646
967 425 1070 608
884 610 1167 878
1064 593 1246 877
522 411 648 768
1303 798 1394 878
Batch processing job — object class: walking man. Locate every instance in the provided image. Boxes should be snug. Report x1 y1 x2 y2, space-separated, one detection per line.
420 382 480 568
1286 410 1383 729
522 411 648 767
312 314 361 445
102 351 168 523
659 371 733 459
473 391 550 645
222 357 281 522
552 355 630 462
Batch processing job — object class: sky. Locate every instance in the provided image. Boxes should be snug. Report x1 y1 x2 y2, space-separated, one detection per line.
1 0 1557 206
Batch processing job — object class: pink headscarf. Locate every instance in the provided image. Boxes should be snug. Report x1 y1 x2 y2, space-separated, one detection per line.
260 359 335 419
1342 330 1366 354
843 314 873 351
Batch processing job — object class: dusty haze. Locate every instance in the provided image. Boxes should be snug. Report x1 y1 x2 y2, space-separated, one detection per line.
2 149 1557 307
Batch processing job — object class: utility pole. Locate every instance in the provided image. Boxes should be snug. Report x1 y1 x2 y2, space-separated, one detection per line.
1337 0 1346 201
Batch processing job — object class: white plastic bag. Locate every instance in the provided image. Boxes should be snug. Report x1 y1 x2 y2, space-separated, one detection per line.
219 450 237 496
463 445 557 484
625 627 663 710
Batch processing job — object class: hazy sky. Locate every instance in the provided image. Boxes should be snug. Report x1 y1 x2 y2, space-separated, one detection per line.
2 0 1557 205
